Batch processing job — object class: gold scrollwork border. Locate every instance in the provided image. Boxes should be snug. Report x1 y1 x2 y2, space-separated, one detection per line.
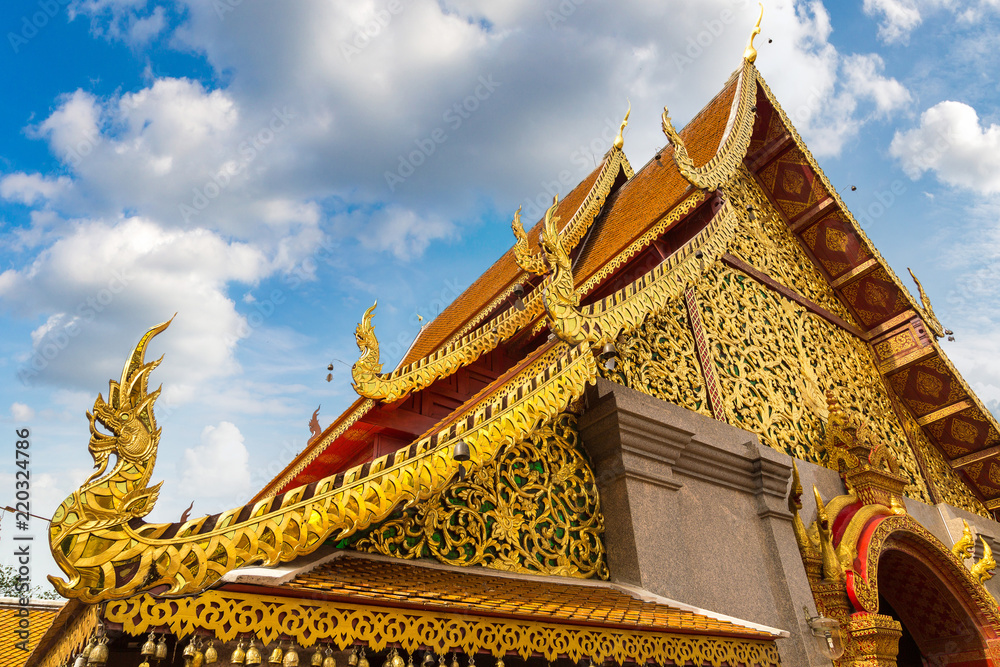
104 591 780 667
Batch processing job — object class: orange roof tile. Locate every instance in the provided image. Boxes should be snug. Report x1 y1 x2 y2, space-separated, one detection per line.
284 554 776 638
0 599 62 667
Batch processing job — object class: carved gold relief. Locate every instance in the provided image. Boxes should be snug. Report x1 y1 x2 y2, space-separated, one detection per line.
696 261 932 502
352 412 609 579
600 299 712 418
104 591 781 667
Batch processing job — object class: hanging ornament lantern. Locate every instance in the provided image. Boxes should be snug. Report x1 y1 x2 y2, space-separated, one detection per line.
232 640 247 665
205 641 218 665
269 642 285 665
155 636 169 661
142 634 157 658
283 645 300 667
246 639 263 666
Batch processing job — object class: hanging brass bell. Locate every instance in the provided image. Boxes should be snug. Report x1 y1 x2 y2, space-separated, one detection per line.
495 658 503 667
269 643 285 665
142 634 157 657
139 661 151 667
391 650 405 667
232 640 247 665
322 649 336 667
348 650 359 667
284 646 300 667
88 637 109 665
450 655 459 667
358 649 369 667
156 636 169 661
184 641 198 658
246 640 263 666
205 641 218 665
73 653 87 667
82 640 94 659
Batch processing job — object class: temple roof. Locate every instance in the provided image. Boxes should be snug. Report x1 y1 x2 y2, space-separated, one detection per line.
228 550 786 639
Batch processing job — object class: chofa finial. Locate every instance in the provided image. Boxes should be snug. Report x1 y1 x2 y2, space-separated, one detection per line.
614 100 630 150
744 3 763 63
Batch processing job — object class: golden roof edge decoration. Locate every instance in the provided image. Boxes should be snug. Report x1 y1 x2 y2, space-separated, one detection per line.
753 66 1000 463
350 147 629 403
48 320 597 603
613 99 630 150
660 57 758 192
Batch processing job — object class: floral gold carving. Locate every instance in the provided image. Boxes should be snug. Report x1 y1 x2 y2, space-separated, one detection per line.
352 413 609 579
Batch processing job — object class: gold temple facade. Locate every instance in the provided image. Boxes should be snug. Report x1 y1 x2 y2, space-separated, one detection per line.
25 15 1000 667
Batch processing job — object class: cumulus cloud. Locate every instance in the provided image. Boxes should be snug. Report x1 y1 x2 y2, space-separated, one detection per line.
890 101 1000 193
177 421 252 502
0 217 270 393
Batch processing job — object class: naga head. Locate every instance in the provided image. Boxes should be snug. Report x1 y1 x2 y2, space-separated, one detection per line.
539 196 568 271
972 537 996 584
953 519 976 561
86 318 171 482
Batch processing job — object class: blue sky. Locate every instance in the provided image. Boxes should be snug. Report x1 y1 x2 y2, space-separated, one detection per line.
2 0 1000 590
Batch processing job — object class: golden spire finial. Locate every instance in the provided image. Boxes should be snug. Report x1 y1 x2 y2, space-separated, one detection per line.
743 3 763 63
614 100 631 150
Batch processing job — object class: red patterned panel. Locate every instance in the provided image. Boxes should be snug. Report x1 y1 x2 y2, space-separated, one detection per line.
747 87 783 157
927 408 1000 459
757 146 827 220
879 550 978 651
888 356 968 418
959 460 1000 500
840 268 910 327
800 211 873 278
888 357 968 418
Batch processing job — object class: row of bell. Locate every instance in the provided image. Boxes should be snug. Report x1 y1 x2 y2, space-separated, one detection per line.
70 635 110 667
231 638 343 666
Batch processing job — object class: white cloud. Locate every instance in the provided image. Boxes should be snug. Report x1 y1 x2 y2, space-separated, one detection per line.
10 403 35 421
0 173 71 206
890 101 1000 194
842 54 912 116
863 0 923 43
0 217 272 392
178 421 252 503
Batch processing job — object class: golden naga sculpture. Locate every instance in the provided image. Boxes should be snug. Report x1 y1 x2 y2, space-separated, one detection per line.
50 320 597 603
907 268 948 339
953 519 976 561
743 3 763 64
512 206 549 276
660 57 758 192
972 537 996 584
